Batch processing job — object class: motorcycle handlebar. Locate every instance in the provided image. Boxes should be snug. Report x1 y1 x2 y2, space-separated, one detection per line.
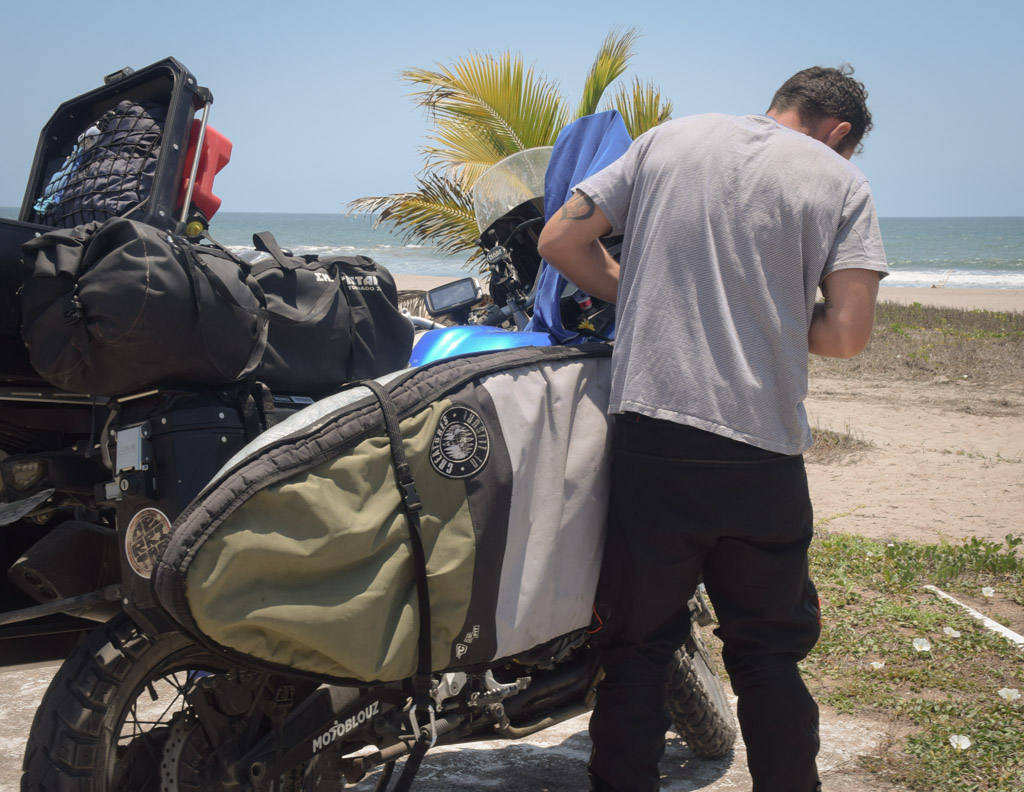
406 314 448 332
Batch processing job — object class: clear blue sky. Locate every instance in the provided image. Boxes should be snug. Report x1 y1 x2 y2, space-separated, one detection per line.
2 0 1021 218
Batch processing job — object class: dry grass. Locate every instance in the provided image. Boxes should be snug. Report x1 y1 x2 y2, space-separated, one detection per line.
806 424 873 465
809 301 1024 389
397 290 430 318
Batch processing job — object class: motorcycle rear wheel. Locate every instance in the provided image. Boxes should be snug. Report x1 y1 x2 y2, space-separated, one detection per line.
667 625 737 758
19 614 304 792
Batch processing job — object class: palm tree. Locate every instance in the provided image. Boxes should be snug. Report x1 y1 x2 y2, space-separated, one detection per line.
347 28 672 262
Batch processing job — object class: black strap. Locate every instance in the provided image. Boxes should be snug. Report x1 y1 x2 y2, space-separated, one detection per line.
363 380 429 673
226 380 276 440
184 246 269 380
252 230 308 271
361 379 433 792
249 230 342 325
57 272 93 368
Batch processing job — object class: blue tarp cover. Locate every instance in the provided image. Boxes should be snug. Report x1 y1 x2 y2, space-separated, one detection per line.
527 110 632 342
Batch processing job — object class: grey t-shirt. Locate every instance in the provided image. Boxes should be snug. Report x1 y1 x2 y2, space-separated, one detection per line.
577 113 888 454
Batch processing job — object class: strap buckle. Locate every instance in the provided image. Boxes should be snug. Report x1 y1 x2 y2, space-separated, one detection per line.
395 462 423 512
61 292 83 324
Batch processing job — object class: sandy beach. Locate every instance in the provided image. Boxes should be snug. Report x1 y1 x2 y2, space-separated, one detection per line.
804 286 1021 552
875 285 1023 313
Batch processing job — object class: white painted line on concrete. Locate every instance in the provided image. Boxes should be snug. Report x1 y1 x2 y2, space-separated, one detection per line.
923 584 1024 648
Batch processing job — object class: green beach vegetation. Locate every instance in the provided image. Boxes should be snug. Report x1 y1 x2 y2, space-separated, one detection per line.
348 27 671 258
805 530 1023 791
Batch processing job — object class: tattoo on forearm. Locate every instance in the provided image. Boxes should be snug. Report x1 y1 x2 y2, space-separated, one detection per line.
561 192 596 221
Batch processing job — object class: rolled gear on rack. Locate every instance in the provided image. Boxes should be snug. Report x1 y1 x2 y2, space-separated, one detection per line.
154 343 613 685
246 230 413 394
18 218 269 395
17 220 413 397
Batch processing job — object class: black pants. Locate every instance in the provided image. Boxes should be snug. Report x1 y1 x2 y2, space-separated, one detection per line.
588 415 822 792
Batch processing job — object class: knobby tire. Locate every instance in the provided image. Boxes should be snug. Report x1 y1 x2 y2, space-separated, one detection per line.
20 614 247 792
666 626 737 758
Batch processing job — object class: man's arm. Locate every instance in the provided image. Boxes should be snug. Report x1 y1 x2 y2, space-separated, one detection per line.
536 191 619 304
808 268 882 358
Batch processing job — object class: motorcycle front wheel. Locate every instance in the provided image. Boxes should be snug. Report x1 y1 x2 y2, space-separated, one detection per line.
667 624 738 758
20 614 305 792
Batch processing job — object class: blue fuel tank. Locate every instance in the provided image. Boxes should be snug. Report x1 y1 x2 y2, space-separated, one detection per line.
409 325 554 367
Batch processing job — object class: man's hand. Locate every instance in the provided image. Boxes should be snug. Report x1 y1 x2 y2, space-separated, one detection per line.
808 268 882 358
537 191 619 304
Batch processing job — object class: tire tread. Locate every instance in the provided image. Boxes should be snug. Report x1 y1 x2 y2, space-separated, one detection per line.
21 617 151 791
666 631 737 759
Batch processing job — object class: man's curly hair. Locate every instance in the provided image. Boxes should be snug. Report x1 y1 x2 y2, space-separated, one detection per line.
769 64 873 154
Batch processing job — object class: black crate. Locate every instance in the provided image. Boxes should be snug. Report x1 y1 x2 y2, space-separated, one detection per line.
1 57 213 372
21 57 211 230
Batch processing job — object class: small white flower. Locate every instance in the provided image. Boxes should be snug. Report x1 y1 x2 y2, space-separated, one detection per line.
998 687 1021 703
943 627 961 638
870 661 886 671
982 587 995 598
949 734 971 751
887 543 895 547
913 638 932 652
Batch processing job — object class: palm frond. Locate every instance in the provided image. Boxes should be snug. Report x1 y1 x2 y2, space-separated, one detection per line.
610 77 674 138
346 171 481 259
347 28 674 256
405 65 511 168
574 27 640 119
403 53 570 187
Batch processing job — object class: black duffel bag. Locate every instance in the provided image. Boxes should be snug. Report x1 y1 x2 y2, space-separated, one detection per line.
246 231 413 393
19 218 268 395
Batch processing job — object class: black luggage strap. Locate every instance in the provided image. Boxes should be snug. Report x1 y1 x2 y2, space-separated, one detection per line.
57 273 93 367
362 379 434 792
250 230 341 325
226 380 276 440
182 236 270 380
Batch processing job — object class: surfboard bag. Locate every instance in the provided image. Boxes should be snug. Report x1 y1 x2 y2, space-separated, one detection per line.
154 343 613 685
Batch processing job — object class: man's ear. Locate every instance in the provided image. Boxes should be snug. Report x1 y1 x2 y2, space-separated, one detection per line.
825 120 852 153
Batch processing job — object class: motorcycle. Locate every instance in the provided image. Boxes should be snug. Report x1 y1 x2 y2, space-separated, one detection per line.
3 64 736 791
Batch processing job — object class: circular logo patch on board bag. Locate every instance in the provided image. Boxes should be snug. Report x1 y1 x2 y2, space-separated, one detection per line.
124 507 173 578
429 406 490 479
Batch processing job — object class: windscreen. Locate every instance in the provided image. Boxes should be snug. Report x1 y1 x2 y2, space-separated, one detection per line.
472 147 553 234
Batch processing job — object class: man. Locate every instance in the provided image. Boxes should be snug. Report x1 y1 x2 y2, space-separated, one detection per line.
537 65 888 791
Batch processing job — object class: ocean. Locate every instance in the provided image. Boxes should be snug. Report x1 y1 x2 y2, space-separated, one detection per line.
3 208 1022 289
205 212 473 281
875 216 1024 289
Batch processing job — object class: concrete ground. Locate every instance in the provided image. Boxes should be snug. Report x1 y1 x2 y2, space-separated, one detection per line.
1 662 904 792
